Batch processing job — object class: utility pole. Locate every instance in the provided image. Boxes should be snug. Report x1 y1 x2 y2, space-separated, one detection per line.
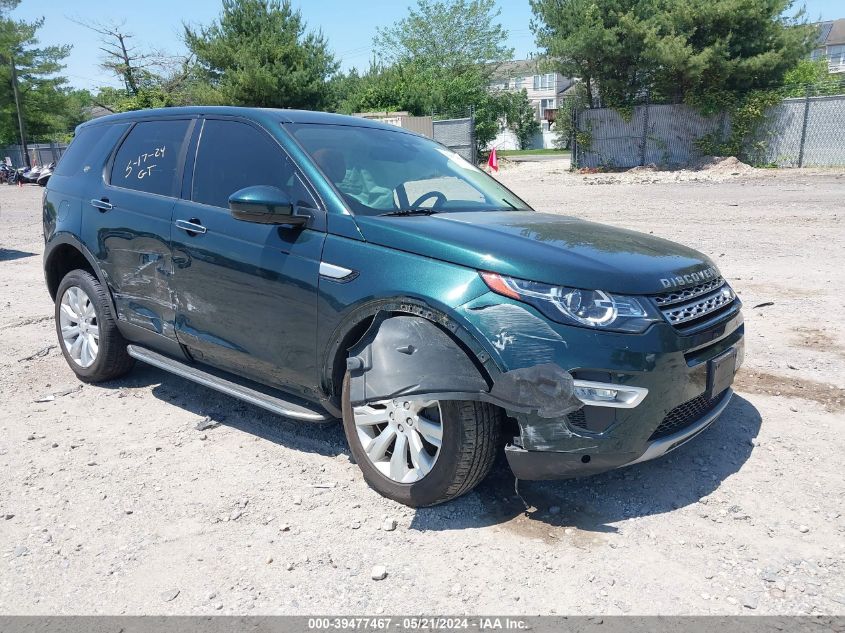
10 54 30 168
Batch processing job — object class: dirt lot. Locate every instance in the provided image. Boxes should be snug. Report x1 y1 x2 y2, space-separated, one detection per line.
1 163 843 615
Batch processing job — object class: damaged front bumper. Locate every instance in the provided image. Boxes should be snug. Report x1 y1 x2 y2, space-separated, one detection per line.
504 388 734 479
457 293 745 480
345 293 744 482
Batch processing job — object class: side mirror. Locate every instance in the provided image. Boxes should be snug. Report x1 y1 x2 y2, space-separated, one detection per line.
228 185 305 226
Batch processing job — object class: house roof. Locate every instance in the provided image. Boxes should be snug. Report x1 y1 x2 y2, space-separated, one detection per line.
814 18 845 47
488 59 578 95
489 59 549 81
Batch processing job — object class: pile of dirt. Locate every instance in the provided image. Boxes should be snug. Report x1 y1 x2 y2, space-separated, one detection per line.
625 163 660 174
570 156 757 184
689 156 754 174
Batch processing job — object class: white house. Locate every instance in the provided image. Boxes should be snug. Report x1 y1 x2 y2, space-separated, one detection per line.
811 19 845 74
488 59 577 149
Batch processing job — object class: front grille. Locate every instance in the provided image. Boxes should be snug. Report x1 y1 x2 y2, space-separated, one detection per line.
648 390 726 441
651 278 737 332
567 408 588 429
652 277 726 307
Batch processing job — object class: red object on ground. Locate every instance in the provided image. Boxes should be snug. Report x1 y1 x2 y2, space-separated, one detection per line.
488 147 499 172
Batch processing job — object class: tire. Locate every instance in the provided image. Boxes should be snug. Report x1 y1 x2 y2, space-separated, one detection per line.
342 373 502 507
55 269 135 383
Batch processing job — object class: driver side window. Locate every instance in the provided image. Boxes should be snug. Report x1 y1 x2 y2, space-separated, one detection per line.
192 119 317 210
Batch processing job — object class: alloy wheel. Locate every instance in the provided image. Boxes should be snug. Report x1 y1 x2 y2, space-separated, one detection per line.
59 285 99 368
353 399 443 483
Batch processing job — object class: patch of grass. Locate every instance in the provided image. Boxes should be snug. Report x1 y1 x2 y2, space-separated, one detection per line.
497 148 571 156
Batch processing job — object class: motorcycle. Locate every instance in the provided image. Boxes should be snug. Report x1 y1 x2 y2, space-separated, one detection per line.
19 164 43 184
36 162 55 187
0 163 15 184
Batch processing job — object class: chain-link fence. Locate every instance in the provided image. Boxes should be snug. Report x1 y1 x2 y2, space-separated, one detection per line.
572 80 845 169
751 93 845 167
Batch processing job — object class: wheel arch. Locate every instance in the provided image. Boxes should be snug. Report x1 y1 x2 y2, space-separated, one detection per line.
44 236 110 307
320 297 498 411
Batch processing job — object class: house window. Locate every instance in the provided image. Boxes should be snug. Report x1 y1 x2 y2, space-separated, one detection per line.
532 73 557 90
828 45 845 70
540 98 556 117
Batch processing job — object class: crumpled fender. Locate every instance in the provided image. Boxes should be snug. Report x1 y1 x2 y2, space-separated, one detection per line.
346 314 488 405
345 313 582 422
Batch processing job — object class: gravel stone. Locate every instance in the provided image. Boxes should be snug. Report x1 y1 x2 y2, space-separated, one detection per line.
371 566 387 581
160 588 180 602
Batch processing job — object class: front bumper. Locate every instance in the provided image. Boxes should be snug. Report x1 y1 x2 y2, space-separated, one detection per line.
504 388 734 480
456 292 744 480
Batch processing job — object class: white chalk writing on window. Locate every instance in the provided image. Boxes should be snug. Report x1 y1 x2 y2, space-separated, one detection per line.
124 146 166 180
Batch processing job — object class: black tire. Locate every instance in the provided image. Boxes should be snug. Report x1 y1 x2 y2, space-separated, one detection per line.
341 373 502 507
55 269 135 383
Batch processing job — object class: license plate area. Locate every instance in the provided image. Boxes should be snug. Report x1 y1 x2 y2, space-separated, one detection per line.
707 347 737 398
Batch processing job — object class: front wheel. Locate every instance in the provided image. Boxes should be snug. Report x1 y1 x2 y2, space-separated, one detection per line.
341 373 501 507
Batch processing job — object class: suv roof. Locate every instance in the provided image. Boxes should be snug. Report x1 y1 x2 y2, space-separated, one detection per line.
77 106 404 134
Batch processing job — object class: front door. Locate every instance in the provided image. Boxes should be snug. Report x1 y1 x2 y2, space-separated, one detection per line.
84 118 194 338
170 117 325 396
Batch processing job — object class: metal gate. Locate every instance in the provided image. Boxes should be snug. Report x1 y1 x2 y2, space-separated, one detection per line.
433 117 477 164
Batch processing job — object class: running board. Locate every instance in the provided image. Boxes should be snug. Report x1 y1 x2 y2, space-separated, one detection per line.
126 345 332 422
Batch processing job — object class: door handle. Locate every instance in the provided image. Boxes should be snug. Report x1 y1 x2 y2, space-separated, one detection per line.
175 218 207 235
91 198 112 212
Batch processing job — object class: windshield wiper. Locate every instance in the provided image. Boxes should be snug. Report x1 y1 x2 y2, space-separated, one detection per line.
379 208 441 217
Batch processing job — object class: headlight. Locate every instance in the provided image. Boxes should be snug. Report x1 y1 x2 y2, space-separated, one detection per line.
480 272 660 333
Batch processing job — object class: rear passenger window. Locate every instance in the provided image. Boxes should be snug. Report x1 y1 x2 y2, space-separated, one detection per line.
192 119 315 209
110 120 190 196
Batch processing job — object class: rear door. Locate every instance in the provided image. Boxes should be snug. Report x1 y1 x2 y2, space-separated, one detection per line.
83 118 194 338
170 117 325 394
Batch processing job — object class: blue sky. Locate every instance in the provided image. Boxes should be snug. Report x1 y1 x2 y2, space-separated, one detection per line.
12 0 844 91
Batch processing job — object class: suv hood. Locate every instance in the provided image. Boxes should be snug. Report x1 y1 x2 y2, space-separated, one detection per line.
353 211 719 295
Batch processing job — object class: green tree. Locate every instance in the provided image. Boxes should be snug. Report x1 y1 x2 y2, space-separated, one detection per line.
184 0 338 110
374 0 512 70
0 1 83 147
530 0 817 110
498 89 540 149
336 0 513 148
781 58 844 97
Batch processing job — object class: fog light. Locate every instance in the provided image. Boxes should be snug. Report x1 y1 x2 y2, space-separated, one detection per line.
572 379 648 408
574 386 618 402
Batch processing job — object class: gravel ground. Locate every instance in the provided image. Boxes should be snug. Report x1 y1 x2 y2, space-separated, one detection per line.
1 163 843 615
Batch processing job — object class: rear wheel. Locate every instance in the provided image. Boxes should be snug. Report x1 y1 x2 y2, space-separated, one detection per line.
341 373 501 507
55 270 134 383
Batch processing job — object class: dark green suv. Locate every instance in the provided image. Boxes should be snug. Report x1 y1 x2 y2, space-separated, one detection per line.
43 107 744 506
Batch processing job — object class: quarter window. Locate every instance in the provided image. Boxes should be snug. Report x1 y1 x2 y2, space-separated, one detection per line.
110 120 191 196
191 119 315 210
55 124 129 178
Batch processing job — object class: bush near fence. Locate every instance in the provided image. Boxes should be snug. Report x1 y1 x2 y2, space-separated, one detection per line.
573 83 845 169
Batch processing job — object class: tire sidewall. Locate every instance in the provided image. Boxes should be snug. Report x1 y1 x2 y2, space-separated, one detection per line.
341 373 467 507
55 270 112 381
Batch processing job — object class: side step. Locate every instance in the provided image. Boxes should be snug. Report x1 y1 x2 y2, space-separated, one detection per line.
126 345 332 422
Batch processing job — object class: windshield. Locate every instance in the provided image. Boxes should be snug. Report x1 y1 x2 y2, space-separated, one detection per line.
287 123 532 216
